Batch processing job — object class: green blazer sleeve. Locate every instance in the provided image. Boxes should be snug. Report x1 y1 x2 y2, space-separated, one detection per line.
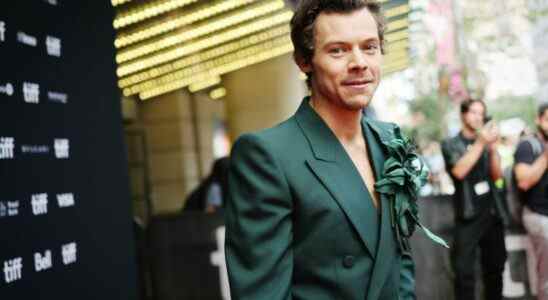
399 252 416 300
225 133 293 300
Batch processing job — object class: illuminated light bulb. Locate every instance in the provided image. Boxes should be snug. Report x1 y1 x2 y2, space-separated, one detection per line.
188 76 222 92
209 87 226 100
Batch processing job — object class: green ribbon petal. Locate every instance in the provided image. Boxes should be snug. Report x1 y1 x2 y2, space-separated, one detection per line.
418 223 450 248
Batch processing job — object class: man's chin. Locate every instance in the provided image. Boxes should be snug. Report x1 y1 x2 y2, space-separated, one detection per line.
346 95 372 108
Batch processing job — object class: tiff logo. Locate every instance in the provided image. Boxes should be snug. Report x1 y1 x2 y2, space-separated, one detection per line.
3 258 23 284
31 193 48 215
46 36 61 57
0 21 6 42
61 242 77 265
0 201 20 217
54 139 69 159
23 82 40 103
34 250 53 272
0 137 15 159
57 193 75 208
0 83 14 96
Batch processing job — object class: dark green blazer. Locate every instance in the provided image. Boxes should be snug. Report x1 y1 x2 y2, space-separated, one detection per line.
225 99 415 300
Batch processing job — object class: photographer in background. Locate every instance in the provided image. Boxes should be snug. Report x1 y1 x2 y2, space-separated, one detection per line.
441 98 507 300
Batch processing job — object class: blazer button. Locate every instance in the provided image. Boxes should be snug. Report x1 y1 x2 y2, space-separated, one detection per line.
342 255 355 268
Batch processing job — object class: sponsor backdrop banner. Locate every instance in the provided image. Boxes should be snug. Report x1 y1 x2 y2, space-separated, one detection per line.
0 1 137 299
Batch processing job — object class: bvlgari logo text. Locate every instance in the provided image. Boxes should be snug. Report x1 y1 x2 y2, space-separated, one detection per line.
17 31 37 47
0 137 15 159
48 91 68 103
23 82 40 103
0 83 14 96
21 144 49 155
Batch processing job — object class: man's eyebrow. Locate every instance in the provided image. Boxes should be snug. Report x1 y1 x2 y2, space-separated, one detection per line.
322 36 380 46
322 41 347 47
362 37 380 43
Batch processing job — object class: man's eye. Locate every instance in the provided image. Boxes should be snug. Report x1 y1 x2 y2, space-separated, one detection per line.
364 44 379 52
329 47 344 54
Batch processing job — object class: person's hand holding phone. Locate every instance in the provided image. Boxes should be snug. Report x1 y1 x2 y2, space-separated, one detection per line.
479 120 499 146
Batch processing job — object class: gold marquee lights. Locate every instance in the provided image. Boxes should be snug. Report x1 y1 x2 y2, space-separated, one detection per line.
140 42 294 99
111 0 132 7
112 0 411 101
113 0 199 29
116 0 286 63
117 13 293 77
127 35 292 96
115 0 257 48
118 24 291 87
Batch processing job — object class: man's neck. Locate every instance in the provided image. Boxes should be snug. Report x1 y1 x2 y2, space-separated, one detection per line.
309 96 363 144
461 126 477 140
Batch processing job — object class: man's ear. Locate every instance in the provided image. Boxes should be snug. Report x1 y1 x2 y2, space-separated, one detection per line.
295 55 312 73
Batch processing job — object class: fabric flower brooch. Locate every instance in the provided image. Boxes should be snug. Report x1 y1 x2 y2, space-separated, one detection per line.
374 127 449 252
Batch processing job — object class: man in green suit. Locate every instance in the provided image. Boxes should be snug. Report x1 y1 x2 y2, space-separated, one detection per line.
225 1 418 299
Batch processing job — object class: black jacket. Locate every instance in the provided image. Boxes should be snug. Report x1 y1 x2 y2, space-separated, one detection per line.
441 135 509 224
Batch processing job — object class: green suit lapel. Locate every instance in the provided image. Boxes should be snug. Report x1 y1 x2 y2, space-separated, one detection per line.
295 99 379 258
363 118 398 300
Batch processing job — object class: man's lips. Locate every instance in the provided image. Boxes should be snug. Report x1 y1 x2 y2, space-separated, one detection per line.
342 79 374 86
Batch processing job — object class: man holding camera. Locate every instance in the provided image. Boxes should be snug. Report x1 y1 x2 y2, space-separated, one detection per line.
441 98 507 300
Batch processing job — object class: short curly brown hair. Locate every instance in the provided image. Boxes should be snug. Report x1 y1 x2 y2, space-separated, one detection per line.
290 0 387 87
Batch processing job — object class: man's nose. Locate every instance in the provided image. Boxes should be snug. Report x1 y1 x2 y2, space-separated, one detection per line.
348 48 367 70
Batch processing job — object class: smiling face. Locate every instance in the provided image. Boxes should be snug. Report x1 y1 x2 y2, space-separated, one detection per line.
462 101 486 131
297 7 382 111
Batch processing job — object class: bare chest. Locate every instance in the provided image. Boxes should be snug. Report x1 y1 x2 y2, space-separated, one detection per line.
342 144 380 209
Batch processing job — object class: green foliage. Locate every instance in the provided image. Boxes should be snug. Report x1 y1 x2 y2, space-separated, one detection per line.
489 95 536 127
405 93 448 146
